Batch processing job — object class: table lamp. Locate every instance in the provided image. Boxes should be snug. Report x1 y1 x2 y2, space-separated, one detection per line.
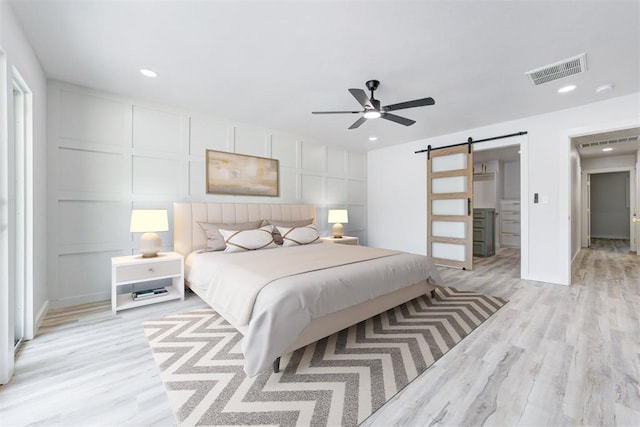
328 209 348 238
130 209 168 257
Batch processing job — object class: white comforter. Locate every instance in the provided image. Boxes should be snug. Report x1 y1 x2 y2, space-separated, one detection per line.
186 243 442 376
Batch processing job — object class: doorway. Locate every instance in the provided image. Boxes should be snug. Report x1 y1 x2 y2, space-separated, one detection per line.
573 127 639 258
588 171 633 252
472 144 522 275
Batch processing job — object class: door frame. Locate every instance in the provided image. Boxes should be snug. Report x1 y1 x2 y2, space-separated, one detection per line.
0 48 12 384
12 69 35 343
0 59 35 385
566 118 640 284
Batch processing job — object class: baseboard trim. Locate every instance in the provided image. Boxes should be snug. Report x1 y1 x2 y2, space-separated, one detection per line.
571 248 580 265
34 300 49 337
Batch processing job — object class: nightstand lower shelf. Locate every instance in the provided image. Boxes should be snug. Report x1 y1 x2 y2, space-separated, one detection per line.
115 284 182 312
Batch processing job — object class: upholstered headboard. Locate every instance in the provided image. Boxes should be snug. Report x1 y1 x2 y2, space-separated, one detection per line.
173 202 317 256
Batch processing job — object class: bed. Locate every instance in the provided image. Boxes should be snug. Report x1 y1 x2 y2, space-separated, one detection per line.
174 202 442 377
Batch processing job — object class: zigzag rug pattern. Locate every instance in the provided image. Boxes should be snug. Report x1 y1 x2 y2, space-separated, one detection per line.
143 286 506 426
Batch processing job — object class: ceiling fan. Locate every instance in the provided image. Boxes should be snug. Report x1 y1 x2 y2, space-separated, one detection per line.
312 80 435 129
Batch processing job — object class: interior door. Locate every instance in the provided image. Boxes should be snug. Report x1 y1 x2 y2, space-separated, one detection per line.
427 144 474 270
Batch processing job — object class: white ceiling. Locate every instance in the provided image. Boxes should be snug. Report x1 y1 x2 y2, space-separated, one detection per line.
9 0 640 152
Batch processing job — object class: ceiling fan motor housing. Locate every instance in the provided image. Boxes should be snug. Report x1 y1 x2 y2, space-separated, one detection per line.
365 80 380 92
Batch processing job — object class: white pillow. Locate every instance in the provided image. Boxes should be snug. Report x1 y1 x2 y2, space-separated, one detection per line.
219 226 278 253
276 225 320 247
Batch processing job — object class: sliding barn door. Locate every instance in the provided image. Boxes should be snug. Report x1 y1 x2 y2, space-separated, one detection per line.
427 145 474 270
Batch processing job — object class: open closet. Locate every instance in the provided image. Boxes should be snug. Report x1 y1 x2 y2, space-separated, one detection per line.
473 146 521 256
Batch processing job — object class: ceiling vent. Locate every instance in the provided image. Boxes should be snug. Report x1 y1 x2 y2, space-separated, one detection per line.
525 53 587 86
579 136 640 149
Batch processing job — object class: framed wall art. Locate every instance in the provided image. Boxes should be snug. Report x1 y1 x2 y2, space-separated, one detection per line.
205 150 279 196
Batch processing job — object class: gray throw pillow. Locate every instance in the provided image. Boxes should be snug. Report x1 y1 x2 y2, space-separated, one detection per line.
198 220 263 251
263 218 314 245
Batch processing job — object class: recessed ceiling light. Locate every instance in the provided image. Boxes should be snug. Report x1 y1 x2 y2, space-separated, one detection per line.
596 83 614 94
558 85 576 93
140 68 158 78
368 136 378 141
602 147 613 152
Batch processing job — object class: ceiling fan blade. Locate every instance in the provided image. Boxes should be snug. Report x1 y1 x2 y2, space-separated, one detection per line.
348 116 367 129
382 113 416 126
348 88 373 109
312 110 362 114
383 97 435 112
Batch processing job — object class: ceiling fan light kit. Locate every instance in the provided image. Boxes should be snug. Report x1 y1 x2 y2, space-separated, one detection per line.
312 79 435 129
363 110 381 119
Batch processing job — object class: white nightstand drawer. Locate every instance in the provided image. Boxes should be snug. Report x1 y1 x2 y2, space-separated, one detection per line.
116 259 182 283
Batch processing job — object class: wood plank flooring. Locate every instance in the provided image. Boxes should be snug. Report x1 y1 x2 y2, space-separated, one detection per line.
1 239 638 426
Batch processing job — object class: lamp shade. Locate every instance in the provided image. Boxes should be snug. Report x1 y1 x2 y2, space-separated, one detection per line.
130 210 169 233
327 209 348 224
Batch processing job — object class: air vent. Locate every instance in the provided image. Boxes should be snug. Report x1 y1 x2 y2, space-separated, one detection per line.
525 53 587 86
580 136 640 149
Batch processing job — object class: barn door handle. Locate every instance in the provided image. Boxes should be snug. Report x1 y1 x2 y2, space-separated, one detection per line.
468 198 471 216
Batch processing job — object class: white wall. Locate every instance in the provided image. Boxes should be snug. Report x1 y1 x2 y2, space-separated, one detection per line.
473 159 498 209
503 161 521 199
368 93 640 285
473 174 497 209
0 0 48 383
47 81 367 308
582 154 636 170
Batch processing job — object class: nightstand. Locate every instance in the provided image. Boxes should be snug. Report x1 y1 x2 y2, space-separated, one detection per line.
320 236 359 245
111 251 184 314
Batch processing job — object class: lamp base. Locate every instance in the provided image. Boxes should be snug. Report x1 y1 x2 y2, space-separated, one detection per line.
139 232 162 258
331 223 344 239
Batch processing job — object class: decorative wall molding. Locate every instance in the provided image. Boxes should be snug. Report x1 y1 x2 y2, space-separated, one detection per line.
47 81 367 308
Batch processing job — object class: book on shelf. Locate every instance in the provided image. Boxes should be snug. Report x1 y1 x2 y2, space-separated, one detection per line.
132 287 168 301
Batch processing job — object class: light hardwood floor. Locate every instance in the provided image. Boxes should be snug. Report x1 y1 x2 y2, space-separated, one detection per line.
1 239 638 426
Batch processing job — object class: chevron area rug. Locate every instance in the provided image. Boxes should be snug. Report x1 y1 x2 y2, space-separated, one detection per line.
143 286 506 426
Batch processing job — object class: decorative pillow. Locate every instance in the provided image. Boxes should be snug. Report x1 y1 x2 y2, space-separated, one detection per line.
264 218 314 245
219 225 278 253
198 220 263 251
276 225 320 247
